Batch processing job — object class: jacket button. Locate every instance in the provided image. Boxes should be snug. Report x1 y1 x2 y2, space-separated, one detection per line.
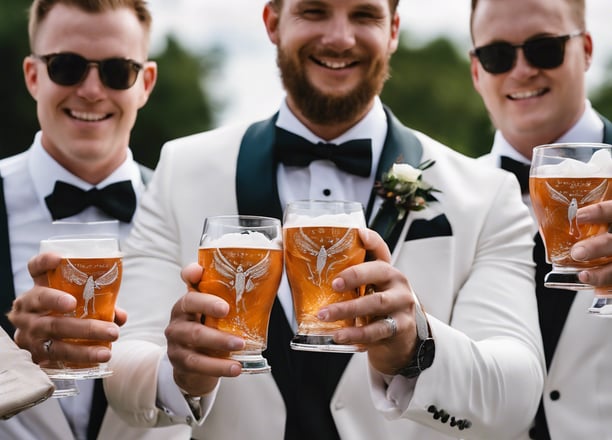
549 390 560 401
529 427 537 439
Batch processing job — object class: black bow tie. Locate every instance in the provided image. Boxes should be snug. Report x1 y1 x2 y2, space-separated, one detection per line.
500 156 530 194
45 180 137 223
274 127 372 177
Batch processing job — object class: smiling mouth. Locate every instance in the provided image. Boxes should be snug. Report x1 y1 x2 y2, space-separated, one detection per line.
311 56 358 70
507 88 549 100
67 110 111 122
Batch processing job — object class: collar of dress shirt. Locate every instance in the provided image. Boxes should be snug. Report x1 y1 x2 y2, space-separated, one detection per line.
28 131 144 208
490 99 605 166
275 96 387 178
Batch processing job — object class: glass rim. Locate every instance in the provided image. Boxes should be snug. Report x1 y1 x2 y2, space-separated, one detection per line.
533 142 612 152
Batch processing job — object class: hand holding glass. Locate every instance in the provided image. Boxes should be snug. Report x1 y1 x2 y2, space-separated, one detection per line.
283 200 367 352
198 215 283 374
530 143 612 313
40 221 122 383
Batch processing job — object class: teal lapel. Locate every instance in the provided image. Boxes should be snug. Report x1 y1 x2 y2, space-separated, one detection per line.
367 108 423 253
235 108 424 253
236 113 283 219
601 114 612 143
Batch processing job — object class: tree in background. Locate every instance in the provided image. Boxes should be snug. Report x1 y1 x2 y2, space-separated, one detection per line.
1 1 610 165
0 1 221 170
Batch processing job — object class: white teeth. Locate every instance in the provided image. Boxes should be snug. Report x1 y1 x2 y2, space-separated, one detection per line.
70 110 107 121
319 59 351 69
509 89 544 100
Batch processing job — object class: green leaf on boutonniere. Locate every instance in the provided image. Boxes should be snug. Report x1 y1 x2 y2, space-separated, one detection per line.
371 160 441 240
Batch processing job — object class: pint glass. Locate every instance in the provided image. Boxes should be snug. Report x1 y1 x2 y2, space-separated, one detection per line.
283 200 366 352
530 143 612 304
199 215 283 373
40 221 122 381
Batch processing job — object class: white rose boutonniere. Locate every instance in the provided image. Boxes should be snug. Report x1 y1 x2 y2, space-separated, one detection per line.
372 160 440 238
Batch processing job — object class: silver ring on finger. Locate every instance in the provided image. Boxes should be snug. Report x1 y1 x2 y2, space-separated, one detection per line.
43 339 53 354
383 316 397 338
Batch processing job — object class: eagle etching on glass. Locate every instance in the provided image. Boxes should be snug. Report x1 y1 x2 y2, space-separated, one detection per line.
61 260 119 318
294 228 353 286
546 179 608 238
213 249 271 310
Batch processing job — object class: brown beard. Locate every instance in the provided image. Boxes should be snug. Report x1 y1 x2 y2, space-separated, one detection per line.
276 46 389 126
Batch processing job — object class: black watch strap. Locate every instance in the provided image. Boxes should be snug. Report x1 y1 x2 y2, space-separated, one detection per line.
397 292 435 378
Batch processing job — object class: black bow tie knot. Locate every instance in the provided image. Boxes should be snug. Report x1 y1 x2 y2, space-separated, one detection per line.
274 127 372 177
500 155 531 194
45 180 136 223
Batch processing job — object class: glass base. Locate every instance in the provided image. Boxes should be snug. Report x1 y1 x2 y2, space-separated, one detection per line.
232 354 271 374
544 270 593 290
588 296 612 317
290 334 365 353
42 363 112 380
50 378 79 398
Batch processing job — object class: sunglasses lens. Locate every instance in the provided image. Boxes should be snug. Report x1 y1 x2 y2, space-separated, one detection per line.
476 43 516 74
523 37 565 69
99 59 139 90
46 54 88 86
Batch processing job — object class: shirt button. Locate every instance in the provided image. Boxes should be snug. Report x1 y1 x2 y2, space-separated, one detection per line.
323 188 331 196
550 390 561 401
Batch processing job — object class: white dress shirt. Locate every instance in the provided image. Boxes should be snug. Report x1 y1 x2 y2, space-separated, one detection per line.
489 99 605 232
156 97 390 420
0 131 144 440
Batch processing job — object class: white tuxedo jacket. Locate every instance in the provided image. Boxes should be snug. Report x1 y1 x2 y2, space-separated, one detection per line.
106 112 545 439
481 113 612 440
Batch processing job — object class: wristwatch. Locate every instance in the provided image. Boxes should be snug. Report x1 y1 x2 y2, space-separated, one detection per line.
397 292 435 378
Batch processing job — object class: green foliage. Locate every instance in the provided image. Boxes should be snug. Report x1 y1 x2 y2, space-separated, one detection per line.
131 36 223 168
0 1 221 171
381 33 494 158
591 58 612 122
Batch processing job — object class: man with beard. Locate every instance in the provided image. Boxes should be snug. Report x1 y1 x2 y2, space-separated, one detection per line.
103 0 545 439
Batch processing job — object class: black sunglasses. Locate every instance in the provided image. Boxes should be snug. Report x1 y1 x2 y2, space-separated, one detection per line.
32 52 144 90
471 30 583 74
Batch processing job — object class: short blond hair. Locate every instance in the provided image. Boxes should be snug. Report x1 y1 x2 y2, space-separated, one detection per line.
28 0 152 50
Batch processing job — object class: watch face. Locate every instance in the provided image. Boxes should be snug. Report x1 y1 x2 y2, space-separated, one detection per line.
418 338 435 369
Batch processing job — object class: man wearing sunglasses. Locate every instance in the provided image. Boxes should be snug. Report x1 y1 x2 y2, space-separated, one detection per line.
470 0 612 439
0 1 187 439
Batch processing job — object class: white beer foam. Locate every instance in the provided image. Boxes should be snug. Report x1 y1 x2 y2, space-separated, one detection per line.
536 149 612 177
40 238 121 258
283 212 366 228
202 231 282 249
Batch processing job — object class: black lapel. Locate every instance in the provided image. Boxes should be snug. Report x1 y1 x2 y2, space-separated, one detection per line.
601 114 612 143
236 113 283 220
0 176 16 337
366 107 423 253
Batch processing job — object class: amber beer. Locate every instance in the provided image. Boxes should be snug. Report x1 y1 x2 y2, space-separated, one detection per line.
198 215 283 373
531 176 612 269
284 225 366 337
198 246 283 352
40 237 122 373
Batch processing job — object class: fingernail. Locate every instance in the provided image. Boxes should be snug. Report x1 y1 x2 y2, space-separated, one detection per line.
229 364 241 376
571 246 587 261
334 333 348 344
317 309 329 321
107 327 119 339
96 348 112 362
332 278 345 291
575 210 590 223
228 337 244 351
58 294 76 309
213 301 229 316
578 270 591 283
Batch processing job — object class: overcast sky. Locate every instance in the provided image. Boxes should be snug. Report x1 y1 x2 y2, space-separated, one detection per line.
147 0 612 126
